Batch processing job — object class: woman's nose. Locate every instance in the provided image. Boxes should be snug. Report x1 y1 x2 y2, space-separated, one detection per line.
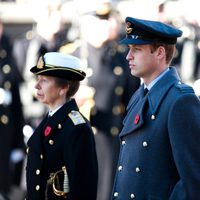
35 81 40 89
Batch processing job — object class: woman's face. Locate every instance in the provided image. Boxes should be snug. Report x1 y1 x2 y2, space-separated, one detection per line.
34 75 67 110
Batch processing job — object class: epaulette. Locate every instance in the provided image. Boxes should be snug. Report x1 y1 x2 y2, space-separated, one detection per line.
68 110 86 125
175 81 194 94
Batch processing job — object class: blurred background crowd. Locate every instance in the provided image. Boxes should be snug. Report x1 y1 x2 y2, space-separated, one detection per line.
0 0 200 199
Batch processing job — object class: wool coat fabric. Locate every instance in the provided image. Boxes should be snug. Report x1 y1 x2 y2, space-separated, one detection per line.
26 99 98 200
70 40 140 200
112 67 200 200
0 33 25 194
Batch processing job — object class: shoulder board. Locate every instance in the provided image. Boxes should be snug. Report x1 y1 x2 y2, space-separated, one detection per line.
175 82 194 94
68 110 86 125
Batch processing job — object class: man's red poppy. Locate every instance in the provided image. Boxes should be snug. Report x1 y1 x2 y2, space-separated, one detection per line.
134 114 140 124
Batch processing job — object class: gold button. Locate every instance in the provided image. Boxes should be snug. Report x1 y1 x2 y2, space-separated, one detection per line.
113 66 123 75
58 124 62 129
112 105 121 115
2 64 11 74
115 86 124 96
36 169 40 175
136 167 141 173
113 192 119 197
118 165 123 171
151 115 156 120
35 185 40 191
142 141 148 147
0 49 7 59
49 140 54 145
130 193 135 198
110 126 119 136
40 154 43 159
1 115 9 124
122 140 126 145
4 81 11 90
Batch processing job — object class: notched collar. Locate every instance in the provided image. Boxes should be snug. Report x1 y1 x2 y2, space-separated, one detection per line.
43 99 79 137
147 67 181 115
120 67 181 138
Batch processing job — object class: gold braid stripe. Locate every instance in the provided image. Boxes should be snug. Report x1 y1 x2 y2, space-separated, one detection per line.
35 64 85 77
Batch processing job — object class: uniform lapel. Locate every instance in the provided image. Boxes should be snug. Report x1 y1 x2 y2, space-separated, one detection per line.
43 99 79 138
148 67 181 115
120 67 181 137
27 115 49 153
120 85 148 137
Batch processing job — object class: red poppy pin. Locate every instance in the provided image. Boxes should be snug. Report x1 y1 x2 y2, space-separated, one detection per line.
44 126 52 137
134 114 140 124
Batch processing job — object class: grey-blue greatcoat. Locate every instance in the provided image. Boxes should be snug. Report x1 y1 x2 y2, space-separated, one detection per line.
112 67 200 200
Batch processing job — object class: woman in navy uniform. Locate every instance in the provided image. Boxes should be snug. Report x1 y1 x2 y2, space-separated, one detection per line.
112 17 200 199
26 52 98 200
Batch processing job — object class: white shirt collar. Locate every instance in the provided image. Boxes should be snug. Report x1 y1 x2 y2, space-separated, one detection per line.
145 68 169 90
48 105 63 117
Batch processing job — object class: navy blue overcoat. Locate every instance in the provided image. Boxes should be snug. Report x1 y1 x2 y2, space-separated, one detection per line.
26 99 98 200
112 67 200 200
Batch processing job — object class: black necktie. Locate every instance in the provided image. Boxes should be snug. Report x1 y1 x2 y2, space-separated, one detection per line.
143 88 149 97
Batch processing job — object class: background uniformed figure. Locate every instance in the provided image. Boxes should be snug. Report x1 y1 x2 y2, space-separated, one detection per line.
112 17 200 199
12 0 71 130
26 52 98 200
0 20 25 198
60 3 140 200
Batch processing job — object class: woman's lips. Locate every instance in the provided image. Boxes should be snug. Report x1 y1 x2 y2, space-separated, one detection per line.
36 92 43 98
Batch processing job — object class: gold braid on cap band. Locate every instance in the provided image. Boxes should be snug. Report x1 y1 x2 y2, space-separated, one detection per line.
36 64 85 77
45 166 70 199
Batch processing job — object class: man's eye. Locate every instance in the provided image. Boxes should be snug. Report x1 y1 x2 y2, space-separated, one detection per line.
134 47 140 51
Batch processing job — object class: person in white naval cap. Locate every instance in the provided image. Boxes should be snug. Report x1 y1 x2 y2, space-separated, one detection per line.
26 52 98 200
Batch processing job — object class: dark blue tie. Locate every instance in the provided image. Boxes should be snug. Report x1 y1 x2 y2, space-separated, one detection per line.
143 88 149 97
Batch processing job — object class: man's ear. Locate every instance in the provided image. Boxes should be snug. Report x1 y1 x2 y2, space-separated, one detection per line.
157 46 165 59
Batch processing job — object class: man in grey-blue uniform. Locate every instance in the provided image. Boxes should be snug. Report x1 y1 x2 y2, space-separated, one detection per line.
112 17 200 200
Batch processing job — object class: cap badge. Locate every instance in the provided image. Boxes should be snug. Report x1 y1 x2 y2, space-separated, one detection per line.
37 56 45 69
126 22 133 34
